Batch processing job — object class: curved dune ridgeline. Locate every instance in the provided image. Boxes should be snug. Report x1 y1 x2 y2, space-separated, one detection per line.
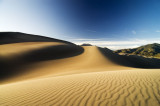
0 32 73 45
1 32 160 106
1 45 160 84
0 46 130 84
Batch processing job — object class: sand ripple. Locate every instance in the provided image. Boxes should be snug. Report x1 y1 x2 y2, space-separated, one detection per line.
0 70 160 106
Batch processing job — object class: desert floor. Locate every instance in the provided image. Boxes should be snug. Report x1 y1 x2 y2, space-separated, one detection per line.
0 42 160 106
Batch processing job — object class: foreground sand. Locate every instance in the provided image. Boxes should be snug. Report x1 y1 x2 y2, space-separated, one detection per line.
0 69 160 106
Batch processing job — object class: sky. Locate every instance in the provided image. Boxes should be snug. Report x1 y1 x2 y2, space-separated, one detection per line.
0 0 160 50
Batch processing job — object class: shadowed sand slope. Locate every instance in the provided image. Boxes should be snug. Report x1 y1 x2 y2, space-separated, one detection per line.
0 42 84 81
0 70 160 106
99 47 160 68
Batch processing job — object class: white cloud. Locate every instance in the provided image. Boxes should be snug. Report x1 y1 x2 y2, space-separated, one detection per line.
156 30 160 32
71 38 102 41
104 45 139 50
71 38 160 50
132 30 136 34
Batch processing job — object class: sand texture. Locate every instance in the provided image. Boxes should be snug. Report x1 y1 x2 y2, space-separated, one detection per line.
0 70 160 106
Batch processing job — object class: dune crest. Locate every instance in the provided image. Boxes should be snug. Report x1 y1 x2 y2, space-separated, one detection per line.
1 46 129 84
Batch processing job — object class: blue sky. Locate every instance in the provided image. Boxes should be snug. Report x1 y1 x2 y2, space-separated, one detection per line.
0 0 160 50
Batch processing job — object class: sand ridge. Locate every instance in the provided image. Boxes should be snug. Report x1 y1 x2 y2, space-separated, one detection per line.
1 46 130 84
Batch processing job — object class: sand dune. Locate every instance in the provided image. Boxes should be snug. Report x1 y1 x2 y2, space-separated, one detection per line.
0 46 129 84
2 44 160 84
1 69 160 106
1 33 160 106
0 42 84 82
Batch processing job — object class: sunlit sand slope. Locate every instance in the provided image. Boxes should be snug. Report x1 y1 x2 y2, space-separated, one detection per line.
0 69 160 106
0 42 65 56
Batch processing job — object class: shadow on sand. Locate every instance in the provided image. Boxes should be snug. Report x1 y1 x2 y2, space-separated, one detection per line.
99 47 160 68
0 45 84 81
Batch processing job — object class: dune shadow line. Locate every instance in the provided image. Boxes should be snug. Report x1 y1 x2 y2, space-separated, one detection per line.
0 45 84 81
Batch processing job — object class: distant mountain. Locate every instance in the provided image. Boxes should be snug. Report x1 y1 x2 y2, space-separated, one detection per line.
81 43 92 46
0 32 73 45
114 43 160 58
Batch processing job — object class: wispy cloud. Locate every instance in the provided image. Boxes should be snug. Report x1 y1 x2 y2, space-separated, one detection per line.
71 38 160 50
87 29 97 32
132 30 136 34
70 37 115 41
156 30 160 32
71 38 100 41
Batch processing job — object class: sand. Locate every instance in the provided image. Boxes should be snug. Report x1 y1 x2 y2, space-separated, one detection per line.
1 45 130 84
0 69 160 106
0 42 65 57
0 42 160 106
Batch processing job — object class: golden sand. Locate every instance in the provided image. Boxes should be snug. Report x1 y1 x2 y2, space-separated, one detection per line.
0 42 65 57
0 70 160 106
